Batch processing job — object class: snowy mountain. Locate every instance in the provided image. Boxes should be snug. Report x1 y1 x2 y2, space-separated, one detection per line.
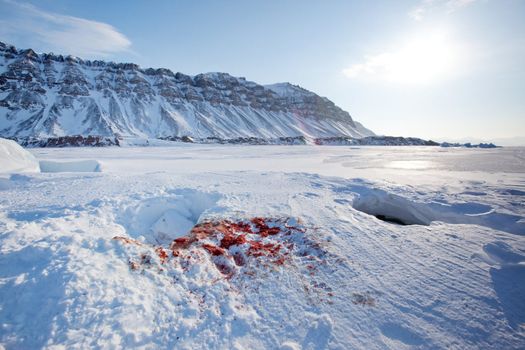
0 41 374 142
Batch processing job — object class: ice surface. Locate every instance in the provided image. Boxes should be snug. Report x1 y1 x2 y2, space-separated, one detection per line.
39 159 102 173
0 145 524 349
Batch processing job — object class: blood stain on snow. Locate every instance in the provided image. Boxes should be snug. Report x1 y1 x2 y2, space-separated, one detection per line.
115 217 325 281
247 241 281 257
172 237 193 251
220 232 247 249
202 243 226 256
155 247 169 264
274 256 286 265
250 217 281 237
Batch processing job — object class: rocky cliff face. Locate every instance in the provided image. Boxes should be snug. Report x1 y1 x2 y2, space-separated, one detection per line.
0 41 374 141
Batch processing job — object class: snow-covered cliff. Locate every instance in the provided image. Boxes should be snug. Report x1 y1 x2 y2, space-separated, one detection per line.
0 42 374 142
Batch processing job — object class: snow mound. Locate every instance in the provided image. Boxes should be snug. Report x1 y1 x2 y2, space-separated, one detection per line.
107 215 335 348
118 189 222 244
352 190 433 225
114 216 328 283
39 160 102 173
0 138 39 173
351 187 525 234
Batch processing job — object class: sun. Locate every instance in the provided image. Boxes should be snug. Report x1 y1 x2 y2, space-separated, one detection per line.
343 28 463 85
386 30 461 84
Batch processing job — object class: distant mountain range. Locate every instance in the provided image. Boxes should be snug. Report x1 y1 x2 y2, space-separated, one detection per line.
0 41 375 144
436 136 525 147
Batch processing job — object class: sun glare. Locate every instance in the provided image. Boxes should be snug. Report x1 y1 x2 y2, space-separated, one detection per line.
388 30 460 84
344 29 462 84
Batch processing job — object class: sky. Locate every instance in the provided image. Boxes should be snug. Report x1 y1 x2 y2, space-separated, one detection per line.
0 0 524 141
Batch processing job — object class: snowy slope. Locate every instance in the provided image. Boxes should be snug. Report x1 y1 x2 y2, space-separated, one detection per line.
0 42 374 141
0 145 524 349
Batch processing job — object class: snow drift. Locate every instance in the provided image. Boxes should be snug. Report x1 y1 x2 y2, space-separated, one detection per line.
118 190 222 244
0 137 39 173
351 186 525 234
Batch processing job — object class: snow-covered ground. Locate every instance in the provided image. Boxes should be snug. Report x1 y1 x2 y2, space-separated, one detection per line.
1 145 524 349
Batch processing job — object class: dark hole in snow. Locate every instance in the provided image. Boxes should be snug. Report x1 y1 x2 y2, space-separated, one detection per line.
374 214 409 226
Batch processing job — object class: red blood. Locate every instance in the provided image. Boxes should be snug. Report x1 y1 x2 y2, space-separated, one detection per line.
268 244 281 255
202 243 225 256
189 223 213 240
250 217 266 231
230 221 253 233
247 241 281 257
250 217 281 237
220 233 247 249
171 237 193 249
155 247 169 264
189 221 233 241
274 256 286 265
247 241 264 256
124 217 306 275
265 227 281 236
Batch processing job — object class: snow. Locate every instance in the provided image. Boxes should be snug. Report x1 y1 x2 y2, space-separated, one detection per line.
118 190 222 244
0 138 39 174
265 82 312 98
0 144 524 349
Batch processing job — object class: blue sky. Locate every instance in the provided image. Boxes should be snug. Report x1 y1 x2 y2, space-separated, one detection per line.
1 0 524 141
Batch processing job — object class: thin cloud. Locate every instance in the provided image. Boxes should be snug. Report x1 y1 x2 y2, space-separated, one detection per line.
409 0 478 21
0 0 131 57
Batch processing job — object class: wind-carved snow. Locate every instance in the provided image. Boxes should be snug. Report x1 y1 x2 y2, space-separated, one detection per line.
352 189 433 225
351 186 525 234
117 190 222 244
